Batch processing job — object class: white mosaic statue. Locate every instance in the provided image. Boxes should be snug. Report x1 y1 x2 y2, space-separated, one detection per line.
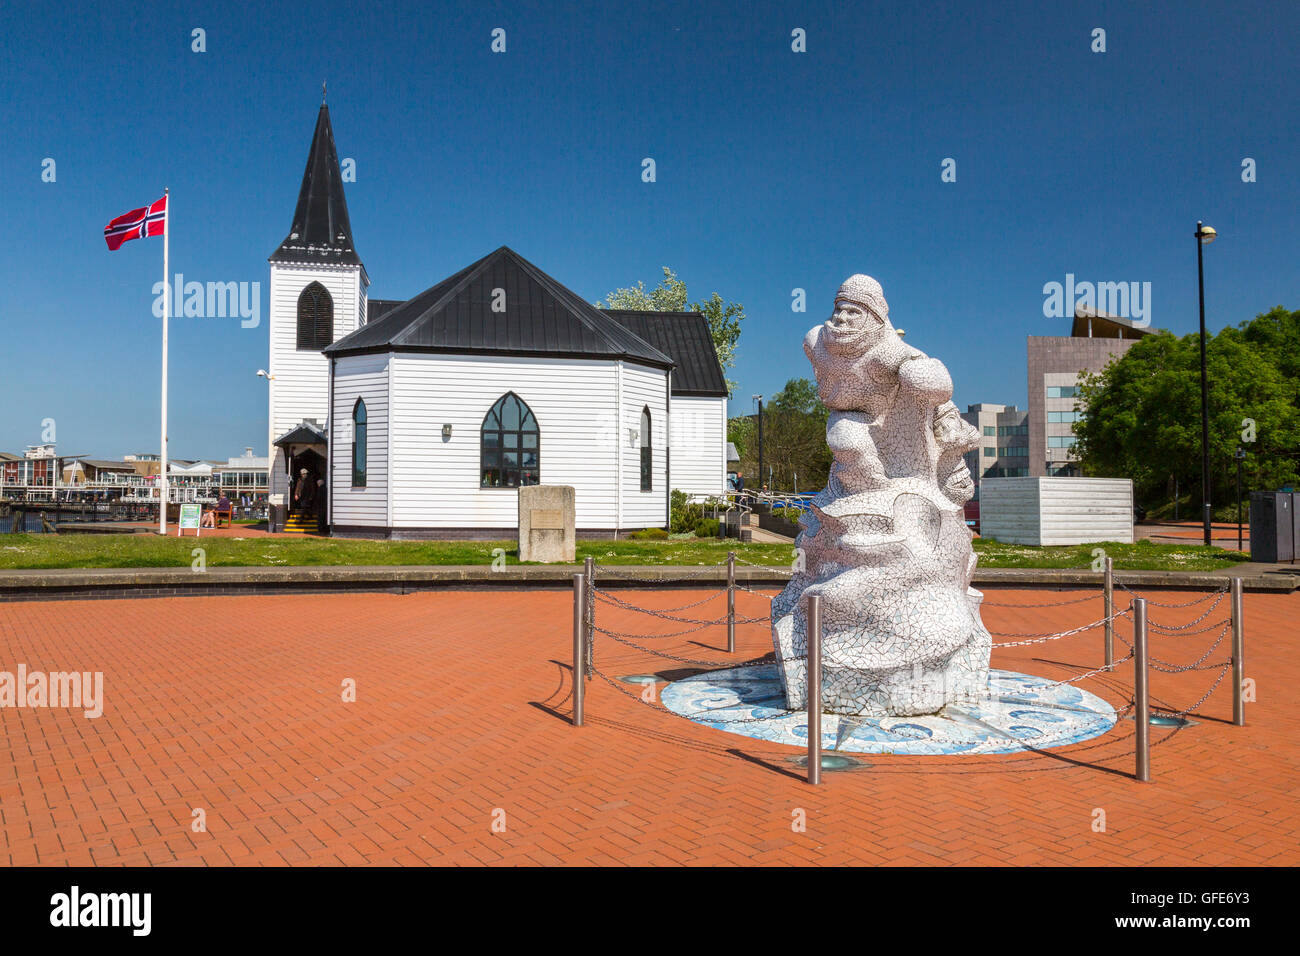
771 275 992 716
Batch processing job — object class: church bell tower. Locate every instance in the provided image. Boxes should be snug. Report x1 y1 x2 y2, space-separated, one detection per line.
266 97 369 506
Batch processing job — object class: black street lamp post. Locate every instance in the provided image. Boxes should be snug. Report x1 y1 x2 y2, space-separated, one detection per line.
1195 220 1217 547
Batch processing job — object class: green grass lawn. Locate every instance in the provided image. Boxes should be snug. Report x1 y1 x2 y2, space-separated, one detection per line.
972 537 1246 571
0 531 1247 572
0 533 795 569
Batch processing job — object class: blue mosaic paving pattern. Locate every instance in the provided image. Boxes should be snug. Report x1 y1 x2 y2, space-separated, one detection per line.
659 665 1117 755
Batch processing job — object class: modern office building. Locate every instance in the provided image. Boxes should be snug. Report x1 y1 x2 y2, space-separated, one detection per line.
214 448 271 500
960 404 1030 494
1027 306 1155 477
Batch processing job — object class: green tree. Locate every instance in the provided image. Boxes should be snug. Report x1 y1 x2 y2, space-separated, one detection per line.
1074 307 1300 510
729 378 831 493
727 414 754 463
597 267 746 395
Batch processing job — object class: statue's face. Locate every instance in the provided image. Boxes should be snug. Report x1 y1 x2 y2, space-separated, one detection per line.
829 297 883 333
933 405 979 452
933 404 979 505
822 296 890 356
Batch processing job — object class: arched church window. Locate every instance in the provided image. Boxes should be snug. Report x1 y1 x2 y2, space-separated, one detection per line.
481 393 539 488
297 282 333 350
640 406 652 492
352 399 367 487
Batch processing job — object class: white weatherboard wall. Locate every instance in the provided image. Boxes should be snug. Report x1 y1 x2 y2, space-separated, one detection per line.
621 363 669 528
980 477 1134 545
378 353 668 532
330 354 389 528
266 260 367 497
669 395 727 496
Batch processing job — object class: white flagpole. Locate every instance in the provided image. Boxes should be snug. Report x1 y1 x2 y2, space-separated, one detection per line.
159 188 170 534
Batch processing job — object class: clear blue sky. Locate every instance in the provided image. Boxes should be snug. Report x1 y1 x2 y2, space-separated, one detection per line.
1 0 1295 459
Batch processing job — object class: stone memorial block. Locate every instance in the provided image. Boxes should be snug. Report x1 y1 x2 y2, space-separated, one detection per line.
518 485 575 562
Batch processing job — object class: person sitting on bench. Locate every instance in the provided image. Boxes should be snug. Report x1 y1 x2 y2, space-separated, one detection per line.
215 492 233 527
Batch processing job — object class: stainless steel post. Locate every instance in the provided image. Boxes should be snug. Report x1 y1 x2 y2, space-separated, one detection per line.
1133 598 1150 782
584 555 595 678
807 593 822 786
1104 557 1114 667
727 550 736 654
1231 578 1245 727
572 573 585 727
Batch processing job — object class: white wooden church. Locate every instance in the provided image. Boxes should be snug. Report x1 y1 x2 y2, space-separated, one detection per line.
266 103 729 537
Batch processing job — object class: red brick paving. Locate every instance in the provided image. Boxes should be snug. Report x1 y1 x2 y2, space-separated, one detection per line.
0 584 1295 866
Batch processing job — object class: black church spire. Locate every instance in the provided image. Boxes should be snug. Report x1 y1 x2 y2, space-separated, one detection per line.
270 103 361 266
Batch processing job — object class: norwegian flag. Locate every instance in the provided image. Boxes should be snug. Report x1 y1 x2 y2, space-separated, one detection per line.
104 194 167 250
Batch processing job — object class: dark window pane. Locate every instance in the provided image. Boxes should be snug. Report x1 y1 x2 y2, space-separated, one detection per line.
482 393 539 489
502 398 520 429
353 420 367 487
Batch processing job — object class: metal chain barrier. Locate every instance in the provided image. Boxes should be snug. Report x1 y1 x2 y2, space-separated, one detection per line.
593 586 726 614
1143 590 1227 630
1147 617 1231 638
981 592 1100 608
593 624 775 667
593 590 733 626
592 619 720 641
570 556 1246 783
1118 620 1230 674
1150 664 1234 720
989 609 1129 644
1118 581 1229 608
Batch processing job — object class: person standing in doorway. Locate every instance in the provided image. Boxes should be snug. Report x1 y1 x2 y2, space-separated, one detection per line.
294 468 316 518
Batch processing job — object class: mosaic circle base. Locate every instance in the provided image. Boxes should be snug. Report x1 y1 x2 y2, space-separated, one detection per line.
660 665 1116 755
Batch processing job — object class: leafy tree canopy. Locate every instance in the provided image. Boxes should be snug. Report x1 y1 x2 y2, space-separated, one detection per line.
728 377 831 493
597 267 745 395
1073 305 1300 506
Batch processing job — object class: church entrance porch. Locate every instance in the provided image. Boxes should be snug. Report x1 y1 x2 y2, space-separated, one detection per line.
271 421 329 534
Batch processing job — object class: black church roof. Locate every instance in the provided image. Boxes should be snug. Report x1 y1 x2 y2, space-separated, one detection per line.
366 298 404 324
269 104 362 266
326 247 674 370
603 310 729 397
